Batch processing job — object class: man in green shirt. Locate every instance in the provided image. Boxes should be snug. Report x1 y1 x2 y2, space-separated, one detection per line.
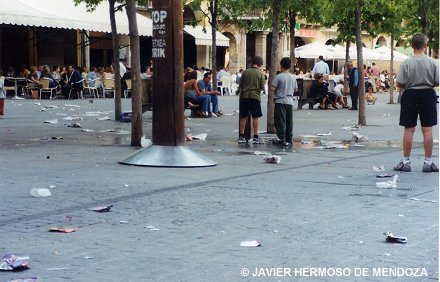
238 56 265 144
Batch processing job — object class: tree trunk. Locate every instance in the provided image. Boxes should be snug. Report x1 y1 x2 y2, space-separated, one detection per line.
388 36 395 104
210 0 218 89
126 0 143 146
267 0 281 133
343 40 350 95
355 3 366 126
109 0 122 121
289 10 297 73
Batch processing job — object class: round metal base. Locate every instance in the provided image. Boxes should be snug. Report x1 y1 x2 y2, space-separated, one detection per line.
118 145 217 167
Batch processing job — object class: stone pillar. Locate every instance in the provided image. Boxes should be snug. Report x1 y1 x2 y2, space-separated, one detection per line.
255 31 268 64
83 31 90 68
119 35 131 65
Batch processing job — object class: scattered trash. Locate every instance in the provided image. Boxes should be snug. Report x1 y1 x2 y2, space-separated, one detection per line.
119 220 129 224
376 173 395 178
272 229 279 233
384 232 407 244
398 214 405 217
49 227 77 233
44 119 58 124
186 134 193 141
192 133 207 140
34 102 41 106
106 129 129 134
120 112 132 122
373 165 385 172
376 175 399 188
48 185 56 189
97 116 111 121
63 116 83 121
146 225 160 231
382 113 391 117
64 104 80 107
352 132 368 142
337 176 344 179
46 267 69 271
385 253 391 256
30 188 52 198
240 240 262 247
84 112 101 117
342 125 360 131
91 205 113 213
84 256 93 260
141 136 152 148
66 123 82 128
51 136 63 140
407 198 438 203
264 155 281 164
46 156 50 159
81 129 94 132
124 184 130 187
0 254 30 271
352 143 366 147
315 132 331 136
89 100 94 103
254 151 271 156
7 277 37 282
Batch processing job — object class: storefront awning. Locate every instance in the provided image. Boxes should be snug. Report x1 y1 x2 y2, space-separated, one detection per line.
0 0 152 36
184 25 229 47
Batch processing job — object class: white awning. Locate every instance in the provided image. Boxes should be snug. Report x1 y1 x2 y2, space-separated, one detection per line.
184 25 229 47
0 0 152 36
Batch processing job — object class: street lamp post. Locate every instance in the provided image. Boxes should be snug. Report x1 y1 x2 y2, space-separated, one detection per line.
119 0 216 167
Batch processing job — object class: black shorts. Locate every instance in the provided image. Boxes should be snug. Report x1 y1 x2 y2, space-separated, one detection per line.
399 89 438 127
239 98 263 118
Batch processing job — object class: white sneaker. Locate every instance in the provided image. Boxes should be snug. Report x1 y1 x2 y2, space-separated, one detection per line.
210 113 217 117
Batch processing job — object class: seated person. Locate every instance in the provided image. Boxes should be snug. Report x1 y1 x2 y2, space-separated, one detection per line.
28 66 41 98
183 71 211 118
121 66 131 95
365 86 377 105
197 72 222 117
310 73 338 109
86 66 98 87
332 80 349 108
61 64 83 98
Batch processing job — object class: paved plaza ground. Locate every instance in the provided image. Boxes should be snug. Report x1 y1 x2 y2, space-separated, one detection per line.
0 93 438 281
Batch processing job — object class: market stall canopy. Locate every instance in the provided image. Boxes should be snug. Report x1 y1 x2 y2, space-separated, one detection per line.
0 0 152 36
372 46 409 62
184 25 230 47
282 42 346 60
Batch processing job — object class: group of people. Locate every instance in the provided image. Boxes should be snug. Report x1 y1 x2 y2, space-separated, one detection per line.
183 69 223 118
363 62 392 93
1 63 153 99
235 33 438 174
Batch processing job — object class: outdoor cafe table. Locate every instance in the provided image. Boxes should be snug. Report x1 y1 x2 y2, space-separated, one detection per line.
6 77 26 99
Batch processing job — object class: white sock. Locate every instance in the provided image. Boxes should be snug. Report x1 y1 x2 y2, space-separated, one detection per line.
424 157 432 165
402 157 410 164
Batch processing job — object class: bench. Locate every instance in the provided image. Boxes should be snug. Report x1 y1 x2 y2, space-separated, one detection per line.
296 79 321 110
141 79 153 113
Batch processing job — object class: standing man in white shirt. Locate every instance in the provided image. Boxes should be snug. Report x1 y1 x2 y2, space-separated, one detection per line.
312 56 330 76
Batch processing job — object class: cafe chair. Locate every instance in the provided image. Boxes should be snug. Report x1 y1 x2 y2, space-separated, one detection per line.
68 79 84 99
102 78 115 98
217 75 232 96
83 78 100 99
124 79 132 99
39 78 58 100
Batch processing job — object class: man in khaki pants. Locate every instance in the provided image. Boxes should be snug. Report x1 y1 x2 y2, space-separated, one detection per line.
370 62 380 93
